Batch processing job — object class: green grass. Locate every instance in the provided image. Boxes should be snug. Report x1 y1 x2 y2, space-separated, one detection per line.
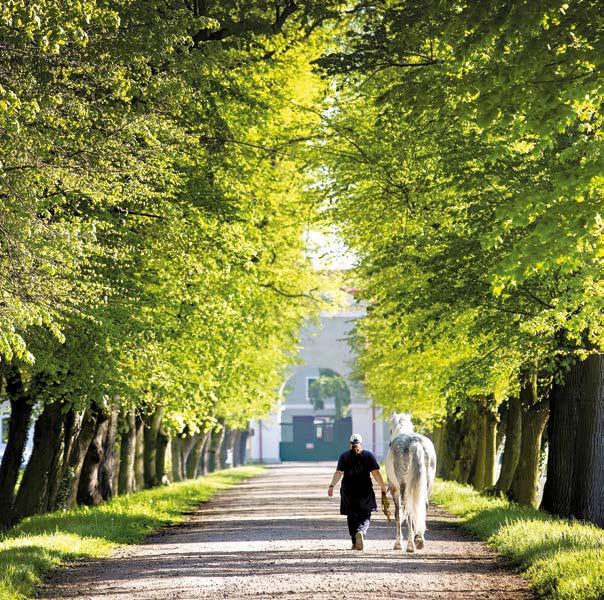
432 479 604 600
0 466 264 600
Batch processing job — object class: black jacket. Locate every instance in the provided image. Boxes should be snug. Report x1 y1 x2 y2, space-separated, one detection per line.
336 449 379 515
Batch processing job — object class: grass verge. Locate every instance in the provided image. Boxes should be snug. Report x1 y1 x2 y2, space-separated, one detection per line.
0 465 264 600
431 479 604 600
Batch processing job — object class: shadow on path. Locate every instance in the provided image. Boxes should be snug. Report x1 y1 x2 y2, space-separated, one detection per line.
38 464 533 600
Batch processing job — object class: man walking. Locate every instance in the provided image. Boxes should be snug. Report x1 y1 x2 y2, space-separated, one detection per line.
327 433 388 550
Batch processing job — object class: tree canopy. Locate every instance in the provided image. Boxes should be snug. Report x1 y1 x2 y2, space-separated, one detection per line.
0 0 342 435
316 0 603 424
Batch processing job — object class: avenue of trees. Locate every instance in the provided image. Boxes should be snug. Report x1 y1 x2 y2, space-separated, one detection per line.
0 0 342 529
0 0 602 532
318 0 602 526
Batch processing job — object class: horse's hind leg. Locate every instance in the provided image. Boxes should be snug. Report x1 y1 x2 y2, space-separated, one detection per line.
392 488 402 550
414 507 425 550
406 514 416 553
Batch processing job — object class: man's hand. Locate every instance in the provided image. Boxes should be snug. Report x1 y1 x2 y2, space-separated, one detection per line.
327 485 334 497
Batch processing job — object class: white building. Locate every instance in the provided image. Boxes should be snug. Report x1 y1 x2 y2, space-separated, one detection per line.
249 305 388 463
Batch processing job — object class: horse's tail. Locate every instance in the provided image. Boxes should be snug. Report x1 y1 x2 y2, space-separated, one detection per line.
405 440 428 536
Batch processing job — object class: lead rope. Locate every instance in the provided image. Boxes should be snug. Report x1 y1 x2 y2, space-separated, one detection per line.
381 490 393 523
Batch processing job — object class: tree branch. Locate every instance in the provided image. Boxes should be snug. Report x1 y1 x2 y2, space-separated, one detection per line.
260 282 317 299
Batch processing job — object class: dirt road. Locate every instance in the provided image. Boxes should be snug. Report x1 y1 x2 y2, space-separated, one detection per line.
39 463 532 599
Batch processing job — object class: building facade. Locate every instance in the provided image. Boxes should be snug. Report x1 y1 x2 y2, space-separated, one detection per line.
249 307 388 463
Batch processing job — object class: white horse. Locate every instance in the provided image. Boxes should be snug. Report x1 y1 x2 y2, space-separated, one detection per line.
385 412 437 553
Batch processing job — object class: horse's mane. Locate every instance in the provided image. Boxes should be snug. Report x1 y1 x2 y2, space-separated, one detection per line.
390 412 414 439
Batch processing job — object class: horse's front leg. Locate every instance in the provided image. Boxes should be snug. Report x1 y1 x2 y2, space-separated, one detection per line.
406 514 415 553
392 488 402 550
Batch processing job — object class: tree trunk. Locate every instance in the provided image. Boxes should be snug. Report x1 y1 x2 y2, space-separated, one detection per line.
118 410 136 495
180 434 197 478
112 439 121 495
571 354 604 526
222 428 233 468
496 395 522 495
484 410 498 488
200 429 212 476
509 372 549 507
209 421 226 472
186 433 207 479
134 414 145 491
143 407 163 488
0 362 34 529
65 408 98 508
436 415 459 479
541 362 581 515
471 412 488 490
77 409 110 506
430 424 446 470
43 409 71 513
155 426 169 484
47 407 84 511
450 409 478 484
171 436 184 482
13 400 65 521
99 401 119 501
495 402 507 455
232 431 242 467
238 429 248 465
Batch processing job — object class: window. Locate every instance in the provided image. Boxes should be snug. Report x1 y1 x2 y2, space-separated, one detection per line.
306 377 317 401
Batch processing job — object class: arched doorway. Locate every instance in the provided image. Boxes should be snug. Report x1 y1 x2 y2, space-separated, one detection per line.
279 367 352 461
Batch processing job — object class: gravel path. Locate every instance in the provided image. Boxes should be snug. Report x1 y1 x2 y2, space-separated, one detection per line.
38 463 533 599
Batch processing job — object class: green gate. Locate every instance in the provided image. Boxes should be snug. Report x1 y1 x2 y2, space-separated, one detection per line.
279 416 352 461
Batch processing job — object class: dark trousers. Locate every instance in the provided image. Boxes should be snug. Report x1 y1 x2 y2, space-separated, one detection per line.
347 512 371 543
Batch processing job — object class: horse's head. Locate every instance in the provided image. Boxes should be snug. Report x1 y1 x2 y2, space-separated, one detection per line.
389 412 414 440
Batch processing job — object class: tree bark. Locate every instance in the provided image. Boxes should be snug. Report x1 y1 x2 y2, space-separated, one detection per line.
222 428 234 467
65 408 98 508
134 414 145 490
118 410 136 495
509 373 549 507
484 410 498 489
200 429 212 476
99 401 119 501
13 400 65 521
571 354 604 526
47 407 84 511
143 407 163 488
112 439 121 495
155 426 169 484
495 402 507 455
0 362 34 529
77 408 110 506
186 433 207 479
496 395 522 495
541 362 581 515
471 412 488 490
209 421 226 472
232 430 242 467
450 409 478 484
180 434 197 478
436 415 459 479
171 436 184 482
430 425 445 471
238 429 248 465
